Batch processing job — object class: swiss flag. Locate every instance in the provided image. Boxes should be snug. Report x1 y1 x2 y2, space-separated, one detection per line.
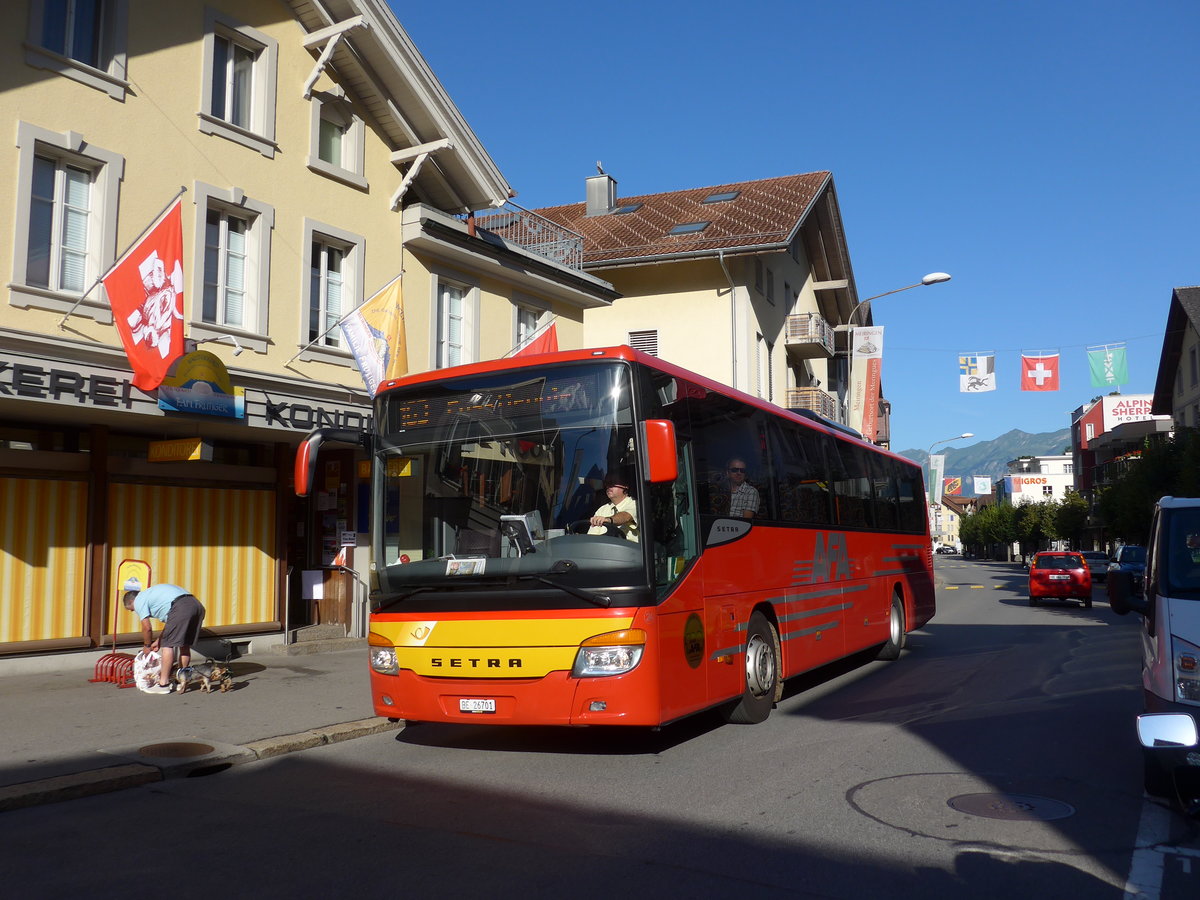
514 323 558 357
1020 353 1060 392
103 199 185 390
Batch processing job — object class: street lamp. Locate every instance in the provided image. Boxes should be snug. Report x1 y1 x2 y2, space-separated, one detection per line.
926 433 974 542
847 272 952 327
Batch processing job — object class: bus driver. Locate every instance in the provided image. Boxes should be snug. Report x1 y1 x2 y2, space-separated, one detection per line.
588 475 639 541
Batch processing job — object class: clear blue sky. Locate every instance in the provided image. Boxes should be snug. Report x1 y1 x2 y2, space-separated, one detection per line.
391 0 1199 454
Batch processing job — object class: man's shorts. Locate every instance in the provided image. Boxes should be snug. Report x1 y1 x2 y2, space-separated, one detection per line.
160 595 205 648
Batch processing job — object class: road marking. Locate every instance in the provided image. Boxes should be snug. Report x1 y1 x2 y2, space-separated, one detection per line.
1123 797 1175 900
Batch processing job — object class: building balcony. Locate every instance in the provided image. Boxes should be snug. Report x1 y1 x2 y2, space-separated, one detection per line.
787 387 839 421
467 203 584 272
784 312 835 360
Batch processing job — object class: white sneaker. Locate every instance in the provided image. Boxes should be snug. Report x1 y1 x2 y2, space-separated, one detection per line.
144 684 172 694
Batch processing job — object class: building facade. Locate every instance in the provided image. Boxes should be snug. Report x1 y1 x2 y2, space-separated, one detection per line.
530 171 883 440
1 0 614 661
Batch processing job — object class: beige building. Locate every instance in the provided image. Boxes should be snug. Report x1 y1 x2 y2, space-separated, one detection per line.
0 0 614 662
532 171 879 440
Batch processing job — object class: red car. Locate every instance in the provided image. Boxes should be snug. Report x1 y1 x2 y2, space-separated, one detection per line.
1028 551 1093 608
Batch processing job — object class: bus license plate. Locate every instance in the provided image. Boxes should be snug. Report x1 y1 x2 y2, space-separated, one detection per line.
459 698 496 714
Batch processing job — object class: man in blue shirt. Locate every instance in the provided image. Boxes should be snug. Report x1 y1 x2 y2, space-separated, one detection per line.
122 582 206 694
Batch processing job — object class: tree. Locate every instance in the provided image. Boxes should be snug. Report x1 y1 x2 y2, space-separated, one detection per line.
1055 489 1089 547
1098 428 1200 543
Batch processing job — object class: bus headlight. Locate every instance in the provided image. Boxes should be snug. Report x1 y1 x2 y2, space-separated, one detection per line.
368 632 399 676
1175 635 1200 703
572 629 646 677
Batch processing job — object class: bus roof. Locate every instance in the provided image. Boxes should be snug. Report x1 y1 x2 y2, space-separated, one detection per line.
377 346 916 467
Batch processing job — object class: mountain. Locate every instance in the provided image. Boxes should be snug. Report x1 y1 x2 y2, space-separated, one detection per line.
897 428 1073 495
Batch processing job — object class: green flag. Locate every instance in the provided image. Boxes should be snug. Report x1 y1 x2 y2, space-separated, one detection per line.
1089 346 1128 388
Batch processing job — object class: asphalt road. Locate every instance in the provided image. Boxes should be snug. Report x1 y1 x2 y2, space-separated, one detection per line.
3 557 1198 898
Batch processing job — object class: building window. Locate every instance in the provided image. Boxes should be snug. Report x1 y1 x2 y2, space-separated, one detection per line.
10 122 124 321
1191 347 1198 387
432 274 478 369
25 0 129 99
198 11 278 158
307 89 367 189
1085 422 1094 441
203 208 249 328
1042 485 1053 497
628 329 658 356
296 220 364 363
754 258 763 293
189 182 273 348
765 268 775 305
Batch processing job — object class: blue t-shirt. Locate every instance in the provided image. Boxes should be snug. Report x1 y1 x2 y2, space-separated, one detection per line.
133 584 189 623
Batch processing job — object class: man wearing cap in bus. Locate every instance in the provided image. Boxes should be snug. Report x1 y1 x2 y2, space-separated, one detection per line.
122 581 206 694
588 474 639 542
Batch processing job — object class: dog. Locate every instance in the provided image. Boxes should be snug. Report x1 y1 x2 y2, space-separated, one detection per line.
173 663 232 695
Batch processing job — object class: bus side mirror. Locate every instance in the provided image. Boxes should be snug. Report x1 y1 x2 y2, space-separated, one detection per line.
294 428 369 497
641 419 678 484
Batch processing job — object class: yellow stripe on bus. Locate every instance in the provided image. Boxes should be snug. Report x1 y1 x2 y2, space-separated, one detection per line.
397 644 581 678
374 616 635 648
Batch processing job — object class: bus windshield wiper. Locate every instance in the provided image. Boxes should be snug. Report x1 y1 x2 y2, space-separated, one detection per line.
515 573 611 608
372 587 433 613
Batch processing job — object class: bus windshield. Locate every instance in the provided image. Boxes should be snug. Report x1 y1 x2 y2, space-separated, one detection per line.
373 361 648 604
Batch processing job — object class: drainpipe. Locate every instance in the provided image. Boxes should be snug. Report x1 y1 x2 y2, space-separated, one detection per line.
718 249 737 390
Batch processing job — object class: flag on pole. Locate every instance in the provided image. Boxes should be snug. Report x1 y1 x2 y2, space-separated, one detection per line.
973 476 992 495
103 199 185 390
928 453 945 505
340 276 408 396
513 322 558 357
848 326 884 442
1020 353 1060 391
959 353 996 392
1088 345 1129 388
943 477 962 496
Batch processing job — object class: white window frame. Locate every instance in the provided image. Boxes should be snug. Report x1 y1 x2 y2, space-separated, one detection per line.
296 219 365 364
308 87 367 190
189 182 273 351
25 0 130 99
431 270 478 369
9 122 124 321
512 293 551 352
198 9 278 158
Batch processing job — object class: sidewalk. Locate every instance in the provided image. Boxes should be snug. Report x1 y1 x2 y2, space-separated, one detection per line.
0 647 399 812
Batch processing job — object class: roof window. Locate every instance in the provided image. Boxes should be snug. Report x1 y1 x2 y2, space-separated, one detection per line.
669 221 710 235
702 190 740 204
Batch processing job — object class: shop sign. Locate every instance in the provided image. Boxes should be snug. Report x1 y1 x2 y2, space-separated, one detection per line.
158 351 245 419
148 438 212 462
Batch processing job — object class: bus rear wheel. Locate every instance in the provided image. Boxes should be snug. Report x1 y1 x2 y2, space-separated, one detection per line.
876 593 906 660
723 612 779 724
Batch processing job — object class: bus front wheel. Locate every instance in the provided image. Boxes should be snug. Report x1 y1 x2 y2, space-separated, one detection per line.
723 612 780 724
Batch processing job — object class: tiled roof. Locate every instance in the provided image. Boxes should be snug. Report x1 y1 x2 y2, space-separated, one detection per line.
532 172 831 266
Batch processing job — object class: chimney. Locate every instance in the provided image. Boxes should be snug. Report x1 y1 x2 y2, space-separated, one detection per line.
586 170 617 217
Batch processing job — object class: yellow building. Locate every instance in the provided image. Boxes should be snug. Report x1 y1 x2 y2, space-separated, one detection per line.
533 171 876 440
0 0 614 662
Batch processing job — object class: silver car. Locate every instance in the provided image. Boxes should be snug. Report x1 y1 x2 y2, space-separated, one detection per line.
1080 550 1109 583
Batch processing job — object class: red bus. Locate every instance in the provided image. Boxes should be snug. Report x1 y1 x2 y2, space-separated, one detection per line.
295 346 935 726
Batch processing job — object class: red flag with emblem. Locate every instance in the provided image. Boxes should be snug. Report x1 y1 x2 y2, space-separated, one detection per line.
103 199 185 390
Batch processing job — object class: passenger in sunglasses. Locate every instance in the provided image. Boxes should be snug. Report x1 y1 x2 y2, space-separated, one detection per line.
716 457 760 519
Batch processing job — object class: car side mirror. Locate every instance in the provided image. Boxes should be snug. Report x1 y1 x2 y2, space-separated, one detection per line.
1107 570 1147 616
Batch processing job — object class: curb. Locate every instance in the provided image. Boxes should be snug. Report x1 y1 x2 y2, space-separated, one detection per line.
0 717 402 813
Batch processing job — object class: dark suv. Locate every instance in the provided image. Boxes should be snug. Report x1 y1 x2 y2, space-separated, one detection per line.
1109 545 1147 594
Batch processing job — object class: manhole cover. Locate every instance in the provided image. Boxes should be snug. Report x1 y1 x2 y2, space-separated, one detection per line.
137 741 216 758
947 792 1075 821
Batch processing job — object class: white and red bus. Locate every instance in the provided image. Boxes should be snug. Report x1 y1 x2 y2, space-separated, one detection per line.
295 346 934 726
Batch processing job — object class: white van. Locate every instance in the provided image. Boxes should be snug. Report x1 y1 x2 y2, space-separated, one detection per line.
1108 496 1200 812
